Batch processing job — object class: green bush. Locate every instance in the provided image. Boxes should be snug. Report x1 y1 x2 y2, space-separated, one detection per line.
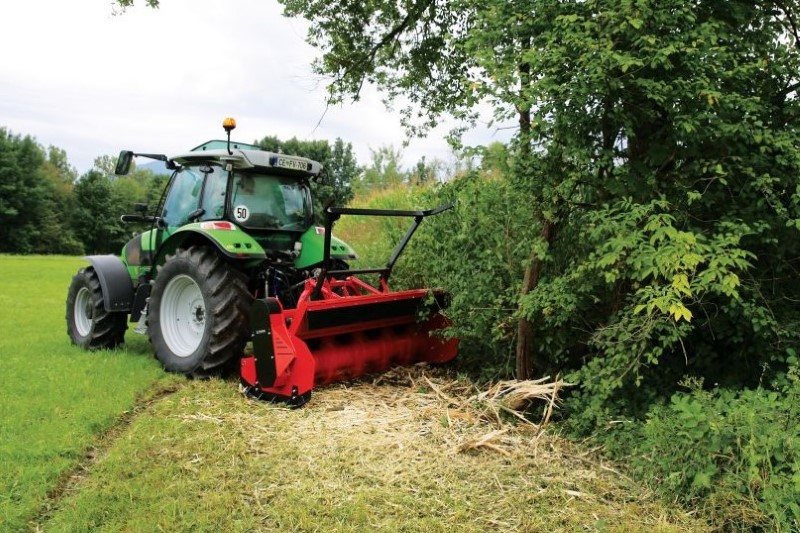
608 370 800 530
336 173 534 378
401 173 537 378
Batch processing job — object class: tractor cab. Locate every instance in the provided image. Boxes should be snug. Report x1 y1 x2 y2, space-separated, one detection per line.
116 118 324 258
161 150 317 251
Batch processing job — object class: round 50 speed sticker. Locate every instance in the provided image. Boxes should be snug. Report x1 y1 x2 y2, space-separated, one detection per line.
233 204 250 223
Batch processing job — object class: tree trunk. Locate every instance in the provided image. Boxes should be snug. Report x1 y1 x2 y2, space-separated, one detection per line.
515 219 554 379
513 38 558 380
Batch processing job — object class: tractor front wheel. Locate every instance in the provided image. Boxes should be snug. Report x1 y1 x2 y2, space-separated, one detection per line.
148 246 250 377
66 267 127 349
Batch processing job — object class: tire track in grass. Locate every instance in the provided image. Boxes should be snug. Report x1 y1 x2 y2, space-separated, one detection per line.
30 378 186 528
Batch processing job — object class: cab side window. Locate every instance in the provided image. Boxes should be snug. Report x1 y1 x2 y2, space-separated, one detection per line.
162 168 203 228
200 166 228 221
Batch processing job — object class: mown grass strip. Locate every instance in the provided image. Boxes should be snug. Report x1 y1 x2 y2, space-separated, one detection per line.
0 255 172 531
43 373 708 532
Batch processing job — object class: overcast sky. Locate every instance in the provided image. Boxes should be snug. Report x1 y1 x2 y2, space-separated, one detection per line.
0 0 507 175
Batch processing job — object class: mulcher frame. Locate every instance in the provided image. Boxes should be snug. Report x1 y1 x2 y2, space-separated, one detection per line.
240 203 458 406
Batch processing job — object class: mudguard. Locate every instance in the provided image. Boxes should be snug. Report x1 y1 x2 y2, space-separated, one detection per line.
84 255 135 312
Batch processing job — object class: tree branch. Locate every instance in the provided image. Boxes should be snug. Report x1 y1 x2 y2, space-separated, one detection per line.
773 0 800 50
339 0 435 100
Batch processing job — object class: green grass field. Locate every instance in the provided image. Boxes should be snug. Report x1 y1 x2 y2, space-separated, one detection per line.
0 255 708 532
0 256 172 531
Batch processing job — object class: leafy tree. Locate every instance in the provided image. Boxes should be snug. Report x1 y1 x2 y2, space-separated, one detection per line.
327 138 358 207
38 146 83 254
502 1 800 417
355 145 407 195
92 154 119 177
72 170 130 254
0 129 81 254
410 156 432 185
94 153 170 215
479 142 511 179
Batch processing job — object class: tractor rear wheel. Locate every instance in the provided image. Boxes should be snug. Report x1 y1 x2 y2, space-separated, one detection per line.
148 246 251 377
66 267 127 349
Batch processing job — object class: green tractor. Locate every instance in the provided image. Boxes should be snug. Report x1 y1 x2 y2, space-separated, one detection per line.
66 118 356 377
66 118 456 404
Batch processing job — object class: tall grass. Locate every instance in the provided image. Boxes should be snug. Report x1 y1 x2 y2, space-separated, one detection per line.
0 255 169 530
332 185 422 278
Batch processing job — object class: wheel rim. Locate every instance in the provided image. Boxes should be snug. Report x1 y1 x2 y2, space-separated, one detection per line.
74 287 92 337
160 274 206 358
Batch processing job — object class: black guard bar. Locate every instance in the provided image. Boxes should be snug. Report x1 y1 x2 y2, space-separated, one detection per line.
311 203 454 300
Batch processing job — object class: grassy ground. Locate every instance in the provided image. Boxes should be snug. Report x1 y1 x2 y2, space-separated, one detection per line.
0 256 172 531
1 255 709 532
44 373 707 532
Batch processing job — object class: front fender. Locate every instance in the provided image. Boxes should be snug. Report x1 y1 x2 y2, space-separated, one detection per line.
84 255 135 312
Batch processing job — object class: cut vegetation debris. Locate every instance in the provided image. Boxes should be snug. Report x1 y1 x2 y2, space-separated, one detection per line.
45 364 708 532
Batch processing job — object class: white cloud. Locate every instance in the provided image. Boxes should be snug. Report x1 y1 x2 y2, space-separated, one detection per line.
0 0 510 175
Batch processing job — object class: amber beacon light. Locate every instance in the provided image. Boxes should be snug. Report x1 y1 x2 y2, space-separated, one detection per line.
223 117 237 154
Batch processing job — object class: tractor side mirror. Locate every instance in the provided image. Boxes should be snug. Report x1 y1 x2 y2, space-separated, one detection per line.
115 151 134 175
121 203 158 224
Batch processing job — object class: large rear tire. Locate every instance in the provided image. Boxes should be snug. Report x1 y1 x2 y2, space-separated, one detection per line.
66 267 127 349
149 246 251 377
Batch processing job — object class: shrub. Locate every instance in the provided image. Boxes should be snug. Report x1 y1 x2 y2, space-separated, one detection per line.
614 370 800 530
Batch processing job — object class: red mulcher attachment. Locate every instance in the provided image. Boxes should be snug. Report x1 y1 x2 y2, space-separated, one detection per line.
240 204 458 407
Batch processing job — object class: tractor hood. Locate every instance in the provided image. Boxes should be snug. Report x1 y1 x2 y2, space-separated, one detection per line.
295 226 358 269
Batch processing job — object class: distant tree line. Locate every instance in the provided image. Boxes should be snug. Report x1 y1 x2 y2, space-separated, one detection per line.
0 126 449 255
0 128 167 255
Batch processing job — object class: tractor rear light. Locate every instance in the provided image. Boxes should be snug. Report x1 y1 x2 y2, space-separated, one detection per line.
200 221 237 231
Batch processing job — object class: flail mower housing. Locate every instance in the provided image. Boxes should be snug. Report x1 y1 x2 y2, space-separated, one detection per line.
65 118 457 407
241 205 459 406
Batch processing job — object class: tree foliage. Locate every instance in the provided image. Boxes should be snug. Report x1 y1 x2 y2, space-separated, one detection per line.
354 145 406 195
503 0 800 419
0 129 82 254
72 170 126 254
0 132 168 256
